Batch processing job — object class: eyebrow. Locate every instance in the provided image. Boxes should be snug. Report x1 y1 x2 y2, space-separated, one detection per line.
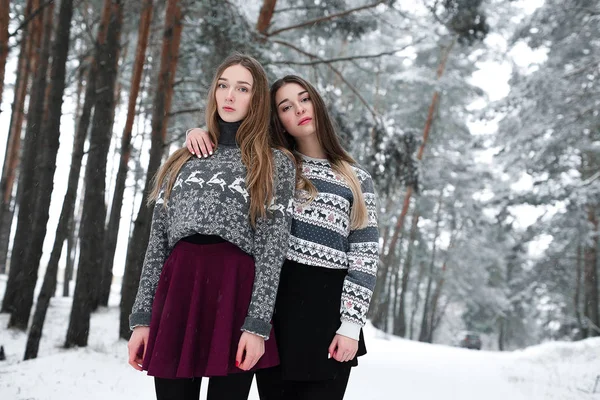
277 90 308 107
218 77 252 86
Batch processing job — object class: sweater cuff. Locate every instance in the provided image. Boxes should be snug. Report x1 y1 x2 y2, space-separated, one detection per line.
336 320 361 341
241 316 272 340
129 312 152 331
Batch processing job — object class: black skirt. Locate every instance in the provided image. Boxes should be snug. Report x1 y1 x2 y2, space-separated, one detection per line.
272 259 367 381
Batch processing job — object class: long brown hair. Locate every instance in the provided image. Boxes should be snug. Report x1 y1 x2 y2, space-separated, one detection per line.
270 75 368 229
149 53 274 226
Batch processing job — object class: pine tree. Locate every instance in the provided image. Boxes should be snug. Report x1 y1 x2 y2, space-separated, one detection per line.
66 0 123 347
119 0 183 339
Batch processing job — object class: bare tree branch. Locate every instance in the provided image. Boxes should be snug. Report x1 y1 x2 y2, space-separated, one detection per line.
274 5 324 14
579 170 600 187
563 58 600 78
168 107 202 117
266 0 386 37
269 42 418 66
561 5 600 16
173 78 198 88
8 0 55 38
425 0 449 27
271 39 379 119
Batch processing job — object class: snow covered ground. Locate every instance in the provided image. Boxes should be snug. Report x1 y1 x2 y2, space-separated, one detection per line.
1 275 599 400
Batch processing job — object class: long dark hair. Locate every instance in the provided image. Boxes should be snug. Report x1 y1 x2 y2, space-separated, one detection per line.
270 75 368 229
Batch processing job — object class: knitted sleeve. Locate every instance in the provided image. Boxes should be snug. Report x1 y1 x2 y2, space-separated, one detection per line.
241 150 296 339
129 189 170 330
337 171 380 340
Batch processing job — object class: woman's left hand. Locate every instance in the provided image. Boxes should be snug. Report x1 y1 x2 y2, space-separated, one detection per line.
328 334 358 362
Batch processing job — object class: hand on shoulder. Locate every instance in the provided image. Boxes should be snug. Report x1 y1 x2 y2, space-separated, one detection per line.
185 128 214 158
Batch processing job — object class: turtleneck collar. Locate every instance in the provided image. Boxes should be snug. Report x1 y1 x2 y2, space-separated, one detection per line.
217 117 242 146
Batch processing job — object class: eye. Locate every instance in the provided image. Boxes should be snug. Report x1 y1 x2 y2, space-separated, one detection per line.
238 86 249 93
301 97 310 102
281 105 291 112
218 83 227 89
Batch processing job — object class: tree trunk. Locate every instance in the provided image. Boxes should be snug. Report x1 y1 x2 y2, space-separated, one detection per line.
498 316 505 351
103 38 129 213
575 243 584 337
5 1 54 330
99 0 154 307
18 0 75 348
0 0 35 278
418 266 434 343
426 222 460 342
383 38 456 258
431 297 450 335
377 220 407 333
57 49 87 300
25 0 77 360
418 196 443 343
89 1 124 313
409 261 426 340
370 230 402 331
0 0 10 115
392 266 400 333
427 276 444 343
256 0 277 35
383 257 397 333
62 213 76 297
368 197 394 327
59 37 106 302
73 53 86 131
119 0 183 339
393 209 420 337
583 206 599 337
65 183 86 298
65 0 123 348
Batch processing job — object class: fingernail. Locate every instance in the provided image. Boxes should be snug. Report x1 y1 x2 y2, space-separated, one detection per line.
191 151 195 155
235 361 240 367
327 353 331 359
209 151 213 155
197 154 201 158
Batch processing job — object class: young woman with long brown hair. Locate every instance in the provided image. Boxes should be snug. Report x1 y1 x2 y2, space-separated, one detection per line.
185 75 379 400
127 54 296 400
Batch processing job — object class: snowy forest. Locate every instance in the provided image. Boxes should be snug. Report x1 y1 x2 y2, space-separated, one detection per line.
0 0 598 371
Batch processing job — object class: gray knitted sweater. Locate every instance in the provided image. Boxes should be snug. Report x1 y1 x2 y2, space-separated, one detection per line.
129 122 296 339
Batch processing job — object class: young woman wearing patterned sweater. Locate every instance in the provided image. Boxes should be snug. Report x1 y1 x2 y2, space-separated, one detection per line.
185 75 379 400
126 54 296 400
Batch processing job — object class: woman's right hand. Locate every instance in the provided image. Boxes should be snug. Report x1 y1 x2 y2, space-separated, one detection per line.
236 331 265 371
185 128 214 158
127 326 150 371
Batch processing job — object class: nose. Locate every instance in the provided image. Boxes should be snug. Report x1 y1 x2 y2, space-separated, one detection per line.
226 88 234 103
295 104 305 116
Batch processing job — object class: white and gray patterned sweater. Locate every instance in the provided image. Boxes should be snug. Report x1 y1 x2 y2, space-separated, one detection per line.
129 122 296 339
289 154 379 341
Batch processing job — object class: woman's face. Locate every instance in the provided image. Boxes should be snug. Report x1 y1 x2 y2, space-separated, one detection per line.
215 64 253 122
275 82 316 139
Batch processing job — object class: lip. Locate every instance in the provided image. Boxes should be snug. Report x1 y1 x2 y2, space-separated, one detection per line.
223 106 235 112
298 117 312 126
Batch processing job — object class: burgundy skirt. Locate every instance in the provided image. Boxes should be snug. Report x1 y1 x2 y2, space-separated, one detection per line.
142 240 279 378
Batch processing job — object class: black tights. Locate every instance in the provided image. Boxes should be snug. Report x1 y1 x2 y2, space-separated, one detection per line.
256 365 352 400
154 371 254 400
